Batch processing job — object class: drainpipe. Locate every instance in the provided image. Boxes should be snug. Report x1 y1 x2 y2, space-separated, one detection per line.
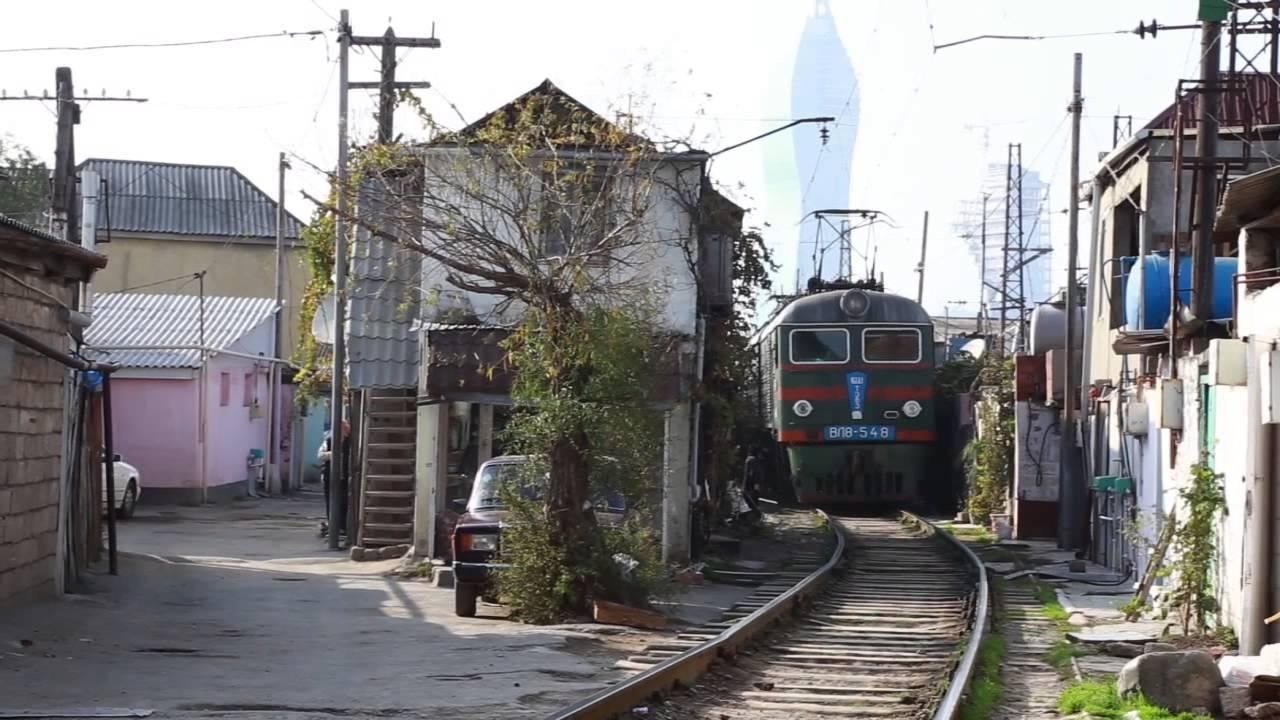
1243 337 1274 653
690 317 706 534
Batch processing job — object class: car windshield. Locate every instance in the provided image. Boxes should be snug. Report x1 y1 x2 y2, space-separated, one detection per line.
468 463 538 510
466 459 626 512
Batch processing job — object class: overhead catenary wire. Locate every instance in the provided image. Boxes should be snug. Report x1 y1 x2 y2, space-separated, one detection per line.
0 30 326 54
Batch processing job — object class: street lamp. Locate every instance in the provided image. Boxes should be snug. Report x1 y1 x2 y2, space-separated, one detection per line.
708 116 835 158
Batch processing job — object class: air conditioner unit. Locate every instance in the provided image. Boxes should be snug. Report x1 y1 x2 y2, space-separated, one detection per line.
1208 339 1247 386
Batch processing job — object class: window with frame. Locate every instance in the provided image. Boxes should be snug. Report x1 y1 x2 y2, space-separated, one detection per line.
789 328 850 364
219 372 231 407
862 328 922 363
539 163 613 258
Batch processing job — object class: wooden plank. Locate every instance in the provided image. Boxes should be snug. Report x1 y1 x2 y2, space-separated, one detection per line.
1125 505 1177 622
593 599 668 631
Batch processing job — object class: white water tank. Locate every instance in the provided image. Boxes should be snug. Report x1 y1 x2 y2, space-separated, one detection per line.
1029 303 1083 356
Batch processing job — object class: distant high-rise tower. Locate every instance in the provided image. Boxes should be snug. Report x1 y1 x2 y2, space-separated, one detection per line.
791 0 858 288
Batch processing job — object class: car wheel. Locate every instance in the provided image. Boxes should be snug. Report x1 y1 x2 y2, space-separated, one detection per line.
118 481 138 519
455 582 479 617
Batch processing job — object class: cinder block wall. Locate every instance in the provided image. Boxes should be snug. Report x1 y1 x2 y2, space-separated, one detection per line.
0 271 71 603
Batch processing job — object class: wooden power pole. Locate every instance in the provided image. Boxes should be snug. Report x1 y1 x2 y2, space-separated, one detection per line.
349 22 441 143
1 69 148 242
329 11 441 550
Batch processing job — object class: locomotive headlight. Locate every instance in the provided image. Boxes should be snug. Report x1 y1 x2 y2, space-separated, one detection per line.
902 400 922 418
793 400 813 417
839 289 870 318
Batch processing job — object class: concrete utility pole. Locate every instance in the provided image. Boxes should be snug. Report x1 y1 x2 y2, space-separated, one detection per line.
1192 18 1222 325
1059 53 1084 551
916 211 929 304
329 10 352 551
268 152 290 496
79 169 99 312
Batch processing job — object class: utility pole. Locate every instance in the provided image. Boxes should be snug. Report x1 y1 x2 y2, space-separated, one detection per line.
1192 18 1223 326
978 194 989 335
198 271 208 506
268 152 290 496
329 9 352 552
916 211 929 304
4 69 148 241
328 11 440 551
349 22 441 144
79 169 99 312
1060 53 1084 551
51 68 77 243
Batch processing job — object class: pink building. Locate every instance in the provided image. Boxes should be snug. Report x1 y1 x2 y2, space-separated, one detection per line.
87 293 293 504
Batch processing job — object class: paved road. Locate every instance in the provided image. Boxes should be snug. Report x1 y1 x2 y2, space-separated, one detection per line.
0 493 628 719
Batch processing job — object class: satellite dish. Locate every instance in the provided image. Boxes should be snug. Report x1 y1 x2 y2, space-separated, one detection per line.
311 292 336 345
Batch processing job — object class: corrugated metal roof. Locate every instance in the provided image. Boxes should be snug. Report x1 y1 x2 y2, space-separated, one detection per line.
1143 72 1280 132
347 181 421 389
80 159 305 240
0 212 65 245
0 212 109 274
86 292 277 368
1217 163 1280 232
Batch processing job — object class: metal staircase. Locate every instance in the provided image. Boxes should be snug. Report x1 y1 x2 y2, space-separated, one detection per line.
357 389 416 548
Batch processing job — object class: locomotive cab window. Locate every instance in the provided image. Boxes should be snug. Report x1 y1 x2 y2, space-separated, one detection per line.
789 328 849 364
862 328 922 363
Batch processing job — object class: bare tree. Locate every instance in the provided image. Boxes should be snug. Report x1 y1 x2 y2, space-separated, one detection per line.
308 81 711 612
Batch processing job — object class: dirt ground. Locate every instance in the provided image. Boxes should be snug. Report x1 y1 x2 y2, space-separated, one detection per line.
0 493 821 719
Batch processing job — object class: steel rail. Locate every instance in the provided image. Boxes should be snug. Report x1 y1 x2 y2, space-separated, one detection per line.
904 511 991 720
543 509 846 720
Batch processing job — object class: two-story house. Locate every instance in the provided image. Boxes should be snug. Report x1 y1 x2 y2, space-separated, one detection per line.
79 159 307 355
339 80 739 564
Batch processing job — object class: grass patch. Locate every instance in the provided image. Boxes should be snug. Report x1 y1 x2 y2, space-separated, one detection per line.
947 524 996 544
959 633 1006 720
1045 639 1093 674
1032 581 1070 625
1057 679 1211 719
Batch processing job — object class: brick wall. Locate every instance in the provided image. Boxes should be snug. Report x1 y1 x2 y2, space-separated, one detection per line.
0 270 72 603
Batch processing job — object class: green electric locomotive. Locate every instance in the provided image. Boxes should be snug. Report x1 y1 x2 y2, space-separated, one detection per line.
749 282 937 506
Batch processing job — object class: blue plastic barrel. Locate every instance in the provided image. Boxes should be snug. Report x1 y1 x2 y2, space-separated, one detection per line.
1121 254 1236 330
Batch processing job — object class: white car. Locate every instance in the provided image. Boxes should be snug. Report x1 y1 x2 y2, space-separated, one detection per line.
102 453 140 519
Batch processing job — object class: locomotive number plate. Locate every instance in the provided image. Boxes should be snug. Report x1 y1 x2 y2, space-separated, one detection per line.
823 424 896 441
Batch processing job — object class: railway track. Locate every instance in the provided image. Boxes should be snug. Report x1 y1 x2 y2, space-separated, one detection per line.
547 512 988 720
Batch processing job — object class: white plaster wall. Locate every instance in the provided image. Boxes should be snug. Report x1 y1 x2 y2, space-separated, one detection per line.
416 150 703 336
1213 385 1249 634
1134 386 1163 583
1239 282 1280 340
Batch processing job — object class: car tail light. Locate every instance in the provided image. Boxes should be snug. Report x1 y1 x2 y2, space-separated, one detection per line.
458 532 498 552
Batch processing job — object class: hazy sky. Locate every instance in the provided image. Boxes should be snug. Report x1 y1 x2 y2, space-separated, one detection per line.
0 0 1209 317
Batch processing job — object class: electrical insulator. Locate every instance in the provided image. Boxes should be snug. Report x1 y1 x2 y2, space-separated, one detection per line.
819 125 830 145
1135 19 1158 39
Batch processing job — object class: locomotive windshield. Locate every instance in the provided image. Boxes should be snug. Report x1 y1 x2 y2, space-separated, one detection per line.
789 328 849 363
862 328 923 363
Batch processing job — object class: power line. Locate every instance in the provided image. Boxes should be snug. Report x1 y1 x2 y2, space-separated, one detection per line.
114 272 202 294
934 29 1131 51
0 30 325 55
